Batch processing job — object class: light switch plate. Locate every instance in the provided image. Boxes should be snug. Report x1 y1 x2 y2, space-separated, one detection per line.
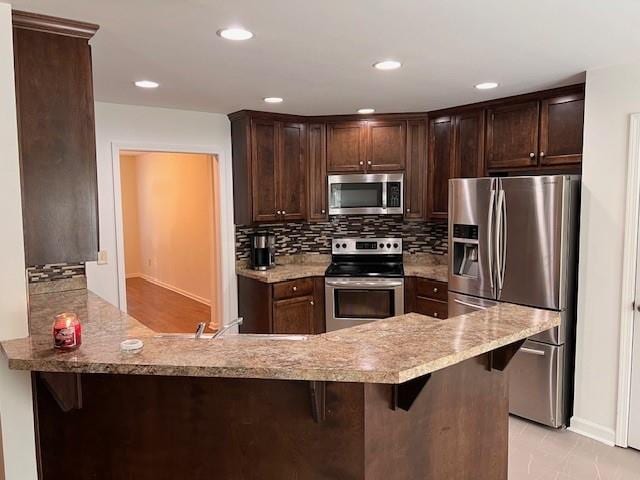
97 250 108 265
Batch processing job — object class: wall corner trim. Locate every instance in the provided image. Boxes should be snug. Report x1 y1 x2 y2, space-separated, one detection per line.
569 417 616 446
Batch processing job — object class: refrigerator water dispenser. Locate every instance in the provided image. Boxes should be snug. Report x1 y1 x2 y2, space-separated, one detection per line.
452 224 479 278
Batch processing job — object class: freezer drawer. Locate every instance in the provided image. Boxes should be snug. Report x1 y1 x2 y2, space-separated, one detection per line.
509 340 565 428
448 291 498 317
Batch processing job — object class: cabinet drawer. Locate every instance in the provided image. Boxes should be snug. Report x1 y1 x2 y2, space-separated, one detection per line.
414 297 448 319
273 278 314 300
415 278 448 301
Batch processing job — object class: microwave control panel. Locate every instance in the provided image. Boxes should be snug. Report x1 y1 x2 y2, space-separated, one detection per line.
387 182 402 208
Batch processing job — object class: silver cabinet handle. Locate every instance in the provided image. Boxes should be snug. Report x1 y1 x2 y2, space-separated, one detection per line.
276 210 282 215
367 161 372 165
433 287 438 293
433 312 439 318
292 286 297 291
406 208 411 213
359 161 364 165
529 152 535 158
282 210 287 215
310 300 314 306
521 347 545 356
539 151 545 157
321 209 326 214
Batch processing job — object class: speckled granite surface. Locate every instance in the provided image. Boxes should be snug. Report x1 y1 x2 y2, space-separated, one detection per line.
236 254 330 283
237 253 449 283
1 289 559 384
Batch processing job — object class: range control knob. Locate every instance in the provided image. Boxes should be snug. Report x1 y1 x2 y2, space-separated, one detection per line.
335 243 340 248
379 243 384 248
342 243 347 249
386 243 391 248
393 243 399 249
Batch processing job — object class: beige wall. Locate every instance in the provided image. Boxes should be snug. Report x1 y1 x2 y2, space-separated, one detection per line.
572 61 640 444
120 152 215 306
0 2 38 478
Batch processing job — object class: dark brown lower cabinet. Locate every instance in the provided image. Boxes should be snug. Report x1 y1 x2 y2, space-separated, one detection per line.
405 277 448 319
238 276 325 334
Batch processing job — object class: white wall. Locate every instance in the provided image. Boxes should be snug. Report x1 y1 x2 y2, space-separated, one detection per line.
87 102 236 323
0 2 38 479
572 62 640 445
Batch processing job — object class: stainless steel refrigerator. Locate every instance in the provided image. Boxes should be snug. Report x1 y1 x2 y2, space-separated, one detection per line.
447 175 580 428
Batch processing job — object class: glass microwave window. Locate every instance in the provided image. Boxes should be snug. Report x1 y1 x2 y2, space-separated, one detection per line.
334 290 394 319
330 183 383 209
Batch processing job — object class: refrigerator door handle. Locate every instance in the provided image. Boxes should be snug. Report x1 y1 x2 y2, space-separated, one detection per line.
495 188 505 292
520 347 546 356
500 187 507 290
487 187 495 291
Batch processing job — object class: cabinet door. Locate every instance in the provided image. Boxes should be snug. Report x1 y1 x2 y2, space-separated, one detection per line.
427 116 455 219
14 28 99 265
278 122 306 221
272 295 315 334
454 110 485 178
326 121 366 172
539 93 584 166
366 120 406 171
405 119 427 220
307 123 328 221
486 101 539 170
251 119 279 222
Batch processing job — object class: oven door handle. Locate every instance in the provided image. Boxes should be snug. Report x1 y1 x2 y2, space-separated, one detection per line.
325 279 404 288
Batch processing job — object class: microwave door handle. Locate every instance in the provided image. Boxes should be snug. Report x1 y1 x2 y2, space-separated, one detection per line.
382 182 388 210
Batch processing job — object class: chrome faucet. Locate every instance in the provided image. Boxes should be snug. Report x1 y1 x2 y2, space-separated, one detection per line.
212 317 244 339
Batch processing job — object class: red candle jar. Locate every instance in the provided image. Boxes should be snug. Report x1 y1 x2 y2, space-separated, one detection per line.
53 312 82 350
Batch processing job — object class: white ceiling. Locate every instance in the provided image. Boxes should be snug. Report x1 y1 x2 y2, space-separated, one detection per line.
8 0 640 115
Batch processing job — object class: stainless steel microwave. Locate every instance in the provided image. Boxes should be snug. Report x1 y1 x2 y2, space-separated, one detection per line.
328 173 403 215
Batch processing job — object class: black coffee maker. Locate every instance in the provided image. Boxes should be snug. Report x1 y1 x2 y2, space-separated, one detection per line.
249 231 276 270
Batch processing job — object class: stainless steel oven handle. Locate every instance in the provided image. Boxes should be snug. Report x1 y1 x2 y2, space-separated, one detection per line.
453 298 491 310
325 279 403 288
520 347 546 356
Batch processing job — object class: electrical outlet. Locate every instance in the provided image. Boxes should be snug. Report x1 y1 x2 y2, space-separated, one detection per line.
97 250 108 265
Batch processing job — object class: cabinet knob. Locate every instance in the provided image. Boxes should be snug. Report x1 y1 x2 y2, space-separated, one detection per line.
276 210 282 215
406 208 411 213
433 287 438 293
540 151 545 157
321 209 326 214
367 161 372 165
310 300 314 306
433 312 439 318
359 161 364 165
529 152 535 158
282 210 286 215
292 286 297 291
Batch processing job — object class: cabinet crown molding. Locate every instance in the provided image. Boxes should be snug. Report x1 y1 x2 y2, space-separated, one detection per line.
12 10 99 39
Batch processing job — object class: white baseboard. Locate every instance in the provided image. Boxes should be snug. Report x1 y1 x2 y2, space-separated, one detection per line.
125 272 141 279
130 274 211 306
569 416 616 446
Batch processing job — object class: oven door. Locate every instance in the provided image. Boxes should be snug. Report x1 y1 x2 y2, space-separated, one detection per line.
328 174 403 215
325 277 404 332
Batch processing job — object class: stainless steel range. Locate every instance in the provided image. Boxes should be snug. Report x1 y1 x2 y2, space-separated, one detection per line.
325 238 404 332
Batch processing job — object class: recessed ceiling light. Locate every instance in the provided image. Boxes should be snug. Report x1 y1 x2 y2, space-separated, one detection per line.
134 80 159 89
475 82 499 90
217 27 254 41
264 97 283 104
358 108 375 114
373 60 402 70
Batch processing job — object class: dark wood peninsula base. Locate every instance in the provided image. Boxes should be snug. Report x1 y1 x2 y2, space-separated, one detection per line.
34 354 509 480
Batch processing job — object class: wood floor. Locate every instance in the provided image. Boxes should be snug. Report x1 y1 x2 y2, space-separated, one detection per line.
126 277 213 333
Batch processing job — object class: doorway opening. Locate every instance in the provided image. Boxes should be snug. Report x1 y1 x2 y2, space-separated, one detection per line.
119 151 221 333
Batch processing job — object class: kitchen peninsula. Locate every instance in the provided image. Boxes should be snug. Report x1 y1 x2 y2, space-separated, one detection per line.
1 289 558 479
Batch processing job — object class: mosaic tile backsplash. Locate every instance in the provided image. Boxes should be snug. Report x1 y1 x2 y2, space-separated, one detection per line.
235 215 448 260
27 263 86 284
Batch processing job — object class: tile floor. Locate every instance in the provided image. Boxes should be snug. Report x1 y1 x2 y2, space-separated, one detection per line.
509 416 640 479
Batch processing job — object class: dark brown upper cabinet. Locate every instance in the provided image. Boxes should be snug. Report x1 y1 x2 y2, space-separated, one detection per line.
326 121 367 172
427 116 455 219
230 112 306 224
367 120 406 171
327 120 405 173
307 123 328 222
427 109 484 220
13 11 100 266
404 119 427 220
486 101 540 170
539 93 584 166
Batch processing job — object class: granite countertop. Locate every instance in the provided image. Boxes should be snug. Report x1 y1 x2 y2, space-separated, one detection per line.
1 289 559 384
236 253 449 283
